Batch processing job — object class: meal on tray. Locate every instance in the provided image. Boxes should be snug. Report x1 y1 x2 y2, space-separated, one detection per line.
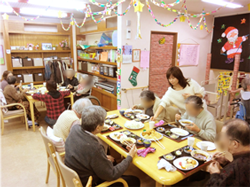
191 150 210 161
142 129 162 140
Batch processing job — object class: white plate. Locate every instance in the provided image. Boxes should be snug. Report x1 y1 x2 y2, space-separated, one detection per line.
140 132 163 141
136 114 150 120
179 119 193 126
102 124 111 132
196 141 216 151
109 132 127 141
124 121 144 130
170 128 189 136
132 109 143 114
173 157 199 171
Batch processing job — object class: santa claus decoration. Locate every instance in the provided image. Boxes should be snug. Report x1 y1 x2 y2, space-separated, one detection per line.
220 26 248 64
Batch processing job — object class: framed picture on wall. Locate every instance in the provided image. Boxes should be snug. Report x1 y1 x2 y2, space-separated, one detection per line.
42 43 52 50
0 45 4 65
132 49 141 62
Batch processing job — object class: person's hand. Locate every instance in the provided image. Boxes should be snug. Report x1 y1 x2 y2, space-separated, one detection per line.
206 161 220 174
182 93 191 99
16 82 22 88
150 115 157 121
212 152 229 165
128 144 137 158
132 105 138 110
67 84 73 89
107 155 115 163
175 114 181 121
185 122 200 133
22 88 29 93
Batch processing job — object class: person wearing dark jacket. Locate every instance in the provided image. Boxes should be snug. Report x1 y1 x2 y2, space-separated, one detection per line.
206 119 250 187
61 69 79 92
65 106 140 187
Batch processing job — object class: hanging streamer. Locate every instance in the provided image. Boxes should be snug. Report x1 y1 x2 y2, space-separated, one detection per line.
114 0 133 16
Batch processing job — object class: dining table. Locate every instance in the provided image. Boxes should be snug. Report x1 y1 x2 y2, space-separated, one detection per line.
21 84 74 132
97 110 218 187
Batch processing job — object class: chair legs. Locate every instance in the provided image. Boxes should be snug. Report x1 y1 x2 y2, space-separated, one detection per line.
23 109 28 131
45 160 50 184
1 116 4 135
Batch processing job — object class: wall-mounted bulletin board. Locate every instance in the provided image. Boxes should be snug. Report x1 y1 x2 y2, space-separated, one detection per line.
217 72 232 96
0 45 4 65
176 43 200 67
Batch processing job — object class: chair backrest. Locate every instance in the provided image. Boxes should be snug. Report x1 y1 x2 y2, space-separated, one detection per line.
0 89 8 114
55 152 83 187
215 120 224 134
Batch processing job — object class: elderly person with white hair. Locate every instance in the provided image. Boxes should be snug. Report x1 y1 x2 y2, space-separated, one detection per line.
53 98 92 141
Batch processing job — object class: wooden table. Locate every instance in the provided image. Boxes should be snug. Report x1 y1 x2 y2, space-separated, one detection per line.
22 85 74 132
97 110 217 187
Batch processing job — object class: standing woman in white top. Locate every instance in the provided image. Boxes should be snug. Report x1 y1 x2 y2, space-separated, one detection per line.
151 66 206 121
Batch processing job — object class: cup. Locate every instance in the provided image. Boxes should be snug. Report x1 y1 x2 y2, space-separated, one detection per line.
149 121 155 129
41 90 45 94
188 137 195 147
201 142 208 152
43 82 46 87
30 83 33 89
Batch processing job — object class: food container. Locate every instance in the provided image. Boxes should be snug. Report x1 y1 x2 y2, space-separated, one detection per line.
104 66 109 76
23 74 34 83
22 58 34 66
34 73 44 82
143 140 151 148
191 150 211 161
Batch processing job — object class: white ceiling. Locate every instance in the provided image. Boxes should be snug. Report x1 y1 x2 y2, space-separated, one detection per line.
0 0 249 19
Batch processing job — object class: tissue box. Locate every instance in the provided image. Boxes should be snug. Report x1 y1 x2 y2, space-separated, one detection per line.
12 58 23 67
33 58 43 66
23 74 34 83
22 58 34 66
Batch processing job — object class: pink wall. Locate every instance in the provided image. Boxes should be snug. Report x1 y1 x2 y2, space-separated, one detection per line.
118 1 214 108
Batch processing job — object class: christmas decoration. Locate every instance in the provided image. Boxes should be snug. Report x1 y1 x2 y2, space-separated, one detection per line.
128 66 140 87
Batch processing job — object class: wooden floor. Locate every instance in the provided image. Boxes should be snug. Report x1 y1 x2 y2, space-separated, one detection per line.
1 109 156 187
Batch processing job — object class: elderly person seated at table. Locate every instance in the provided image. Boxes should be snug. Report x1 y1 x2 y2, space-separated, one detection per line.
65 106 140 187
175 95 216 142
3 76 40 124
32 80 70 126
53 98 92 141
206 119 250 187
61 69 79 91
132 90 171 122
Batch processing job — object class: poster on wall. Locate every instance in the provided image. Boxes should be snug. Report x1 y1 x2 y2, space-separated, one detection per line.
179 44 200 66
0 45 4 65
211 13 250 72
140 50 150 69
122 45 132 63
217 72 232 96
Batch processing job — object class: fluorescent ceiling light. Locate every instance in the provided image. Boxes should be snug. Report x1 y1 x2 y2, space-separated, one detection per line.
28 0 86 10
0 5 13 13
202 0 243 9
20 8 67 18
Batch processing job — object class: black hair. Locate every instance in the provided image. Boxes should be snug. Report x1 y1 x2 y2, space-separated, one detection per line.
224 119 250 146
140 90 156 102
7 76 17 85
46 80 57 92
185 95 203 110
166 66 190 89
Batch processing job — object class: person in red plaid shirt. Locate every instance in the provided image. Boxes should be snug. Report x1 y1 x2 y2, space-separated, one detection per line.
32 80 70 126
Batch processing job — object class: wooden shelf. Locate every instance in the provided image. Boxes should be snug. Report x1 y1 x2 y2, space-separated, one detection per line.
78 57 117 66
78 70 117 81
9 31 70 36
92 87 117 99
11 50 71 53
77 27 117 36
16 81 44 85
13 66 45 70
77 46 117 50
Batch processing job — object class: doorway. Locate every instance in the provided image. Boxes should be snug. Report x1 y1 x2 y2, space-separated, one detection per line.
149 31 177 98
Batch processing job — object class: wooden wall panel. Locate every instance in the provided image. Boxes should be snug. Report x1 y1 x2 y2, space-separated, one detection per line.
102 94 111 110
111 97 117 110
8 22 24 32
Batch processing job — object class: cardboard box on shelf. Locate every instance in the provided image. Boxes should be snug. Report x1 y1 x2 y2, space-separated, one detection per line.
23 74 34 83
12 58 23 67
33 58 43 66
22 58 34 66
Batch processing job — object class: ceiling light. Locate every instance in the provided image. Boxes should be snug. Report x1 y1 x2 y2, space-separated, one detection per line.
201 0 243 9
28 0 86 10
0 5 13 13
20 8 67 18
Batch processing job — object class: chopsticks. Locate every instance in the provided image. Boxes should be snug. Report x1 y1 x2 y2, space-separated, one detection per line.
123 141 133 149
153 137 165 150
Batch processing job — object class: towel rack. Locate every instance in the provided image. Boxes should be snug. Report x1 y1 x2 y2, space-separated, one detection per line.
121 86 148 93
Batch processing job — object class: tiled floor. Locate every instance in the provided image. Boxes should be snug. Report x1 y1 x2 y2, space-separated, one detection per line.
1 111 155 187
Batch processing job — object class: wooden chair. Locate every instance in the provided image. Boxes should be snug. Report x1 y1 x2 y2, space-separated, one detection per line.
39 127 63 187
215 120 224 134
53 152 129 187
0 103 28 135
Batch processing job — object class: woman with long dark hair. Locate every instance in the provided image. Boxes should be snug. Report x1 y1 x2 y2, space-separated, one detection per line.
151 66 205 121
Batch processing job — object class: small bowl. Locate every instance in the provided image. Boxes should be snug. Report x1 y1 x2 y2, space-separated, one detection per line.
184 146 194 154
165 131 171 136
143 139 151 148
164 153 176 161
105 119 111 124
130 115 135 120
124 131 131 135
175 149 183 156
125 114 131 118
113 124 121 129
119 110 125 116
157 127 165 132
135 118 141 122
170 134 179 139
137 138 144 145
130 134 137 138
191 150 211 161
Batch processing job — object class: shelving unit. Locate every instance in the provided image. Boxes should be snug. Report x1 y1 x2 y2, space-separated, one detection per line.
12 66 45 70
11 50 71 53
75 15 118 111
